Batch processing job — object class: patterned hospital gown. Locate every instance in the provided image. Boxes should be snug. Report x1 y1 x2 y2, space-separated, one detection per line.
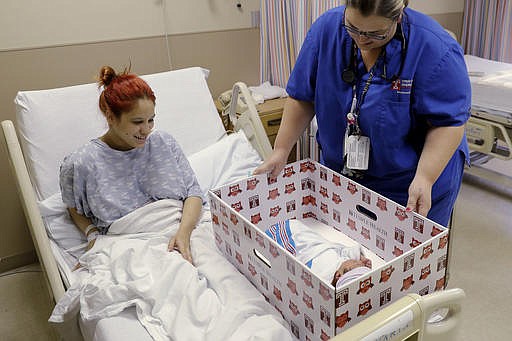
59 130 203 233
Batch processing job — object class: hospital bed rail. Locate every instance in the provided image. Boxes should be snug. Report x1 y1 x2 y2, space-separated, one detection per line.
335 288 465 341
1 119 65 303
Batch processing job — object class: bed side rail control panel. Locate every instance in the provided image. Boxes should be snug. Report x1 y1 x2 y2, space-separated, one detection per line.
466 114 512 160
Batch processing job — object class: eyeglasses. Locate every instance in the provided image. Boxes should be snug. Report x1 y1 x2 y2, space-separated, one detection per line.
343 20 395 41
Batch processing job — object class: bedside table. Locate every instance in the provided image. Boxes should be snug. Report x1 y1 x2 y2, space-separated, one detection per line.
215 97 296 162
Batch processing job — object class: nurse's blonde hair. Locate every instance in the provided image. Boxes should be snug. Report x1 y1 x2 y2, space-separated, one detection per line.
345 0 407 20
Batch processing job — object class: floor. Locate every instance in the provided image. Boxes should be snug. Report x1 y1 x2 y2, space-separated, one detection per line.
1 171 511 341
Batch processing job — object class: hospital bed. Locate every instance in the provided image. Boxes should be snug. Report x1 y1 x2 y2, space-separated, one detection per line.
1 66 464 340
464 54 512 163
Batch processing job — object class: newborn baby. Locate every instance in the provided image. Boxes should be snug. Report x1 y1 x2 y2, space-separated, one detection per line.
265 219 371 288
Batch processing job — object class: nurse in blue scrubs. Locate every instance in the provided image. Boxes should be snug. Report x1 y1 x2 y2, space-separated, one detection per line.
254 0 471 226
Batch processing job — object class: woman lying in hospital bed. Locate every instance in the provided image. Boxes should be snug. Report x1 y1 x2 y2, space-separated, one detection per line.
265 219 372 288
49 66 293 341
60 65 202 264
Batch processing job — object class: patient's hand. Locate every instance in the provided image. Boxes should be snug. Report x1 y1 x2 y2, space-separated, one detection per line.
86 238 96 251
72 239 97 271
168 229 193 264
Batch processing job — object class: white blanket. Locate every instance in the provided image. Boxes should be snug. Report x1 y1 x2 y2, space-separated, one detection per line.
49 199 292 341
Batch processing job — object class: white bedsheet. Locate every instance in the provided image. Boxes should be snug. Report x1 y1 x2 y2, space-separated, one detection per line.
464 54 512 115
49 199 292 341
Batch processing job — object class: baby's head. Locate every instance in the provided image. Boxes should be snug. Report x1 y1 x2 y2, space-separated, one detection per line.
331 257 372 287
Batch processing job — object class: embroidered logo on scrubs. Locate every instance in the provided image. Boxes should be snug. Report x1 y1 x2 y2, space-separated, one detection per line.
391 79 413 95
391 79 401 90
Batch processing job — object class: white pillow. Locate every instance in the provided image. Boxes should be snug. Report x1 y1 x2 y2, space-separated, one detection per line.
188 131 263 199
38 193 86 250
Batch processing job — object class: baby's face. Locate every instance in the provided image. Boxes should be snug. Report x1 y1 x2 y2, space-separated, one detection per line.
331 257 372 286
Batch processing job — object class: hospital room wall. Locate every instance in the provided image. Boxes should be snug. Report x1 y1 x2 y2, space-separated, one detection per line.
0 0 464 272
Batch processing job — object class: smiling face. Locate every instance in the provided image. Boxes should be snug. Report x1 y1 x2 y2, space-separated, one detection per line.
344 7 398 51
103 98 155 150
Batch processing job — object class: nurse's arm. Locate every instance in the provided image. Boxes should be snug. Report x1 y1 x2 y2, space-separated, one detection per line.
406 124 465 216
254 97 315 177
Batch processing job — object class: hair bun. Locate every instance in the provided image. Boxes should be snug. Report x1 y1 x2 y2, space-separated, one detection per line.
99 66 117 87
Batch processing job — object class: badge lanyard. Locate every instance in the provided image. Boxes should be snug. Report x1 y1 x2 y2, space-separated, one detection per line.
343 64 375 175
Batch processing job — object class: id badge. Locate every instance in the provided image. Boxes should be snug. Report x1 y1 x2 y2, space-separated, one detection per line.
345 135 370 170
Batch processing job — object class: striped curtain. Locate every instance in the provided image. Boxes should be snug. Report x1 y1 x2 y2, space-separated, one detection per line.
260 0 344 87
462 0 512 62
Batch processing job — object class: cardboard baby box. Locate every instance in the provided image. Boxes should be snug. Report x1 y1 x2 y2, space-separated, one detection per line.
208 159 450 341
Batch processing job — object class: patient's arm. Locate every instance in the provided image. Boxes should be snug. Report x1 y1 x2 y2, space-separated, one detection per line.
167 196 203 264
67 207 99 250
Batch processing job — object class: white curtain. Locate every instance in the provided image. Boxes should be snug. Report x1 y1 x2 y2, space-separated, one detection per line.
260 0 345 87
462 0 512 62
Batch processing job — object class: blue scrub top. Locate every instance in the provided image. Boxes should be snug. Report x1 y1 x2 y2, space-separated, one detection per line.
286 6 471 219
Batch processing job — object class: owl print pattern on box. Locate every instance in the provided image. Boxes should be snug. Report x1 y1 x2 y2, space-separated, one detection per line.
208 159 449 340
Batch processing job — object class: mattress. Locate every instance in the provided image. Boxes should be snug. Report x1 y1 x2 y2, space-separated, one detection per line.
464 55 512 117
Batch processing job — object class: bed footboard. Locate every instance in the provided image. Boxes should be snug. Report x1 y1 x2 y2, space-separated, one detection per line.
1 120 65 303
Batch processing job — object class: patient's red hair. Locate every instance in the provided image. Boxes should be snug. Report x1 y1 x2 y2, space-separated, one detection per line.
98 65 156 117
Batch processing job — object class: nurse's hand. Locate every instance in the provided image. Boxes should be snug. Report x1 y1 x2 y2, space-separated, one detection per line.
253 149 289 178
406 176 432 217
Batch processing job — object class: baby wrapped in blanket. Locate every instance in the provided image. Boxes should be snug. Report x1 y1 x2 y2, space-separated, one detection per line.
265 219 371 288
